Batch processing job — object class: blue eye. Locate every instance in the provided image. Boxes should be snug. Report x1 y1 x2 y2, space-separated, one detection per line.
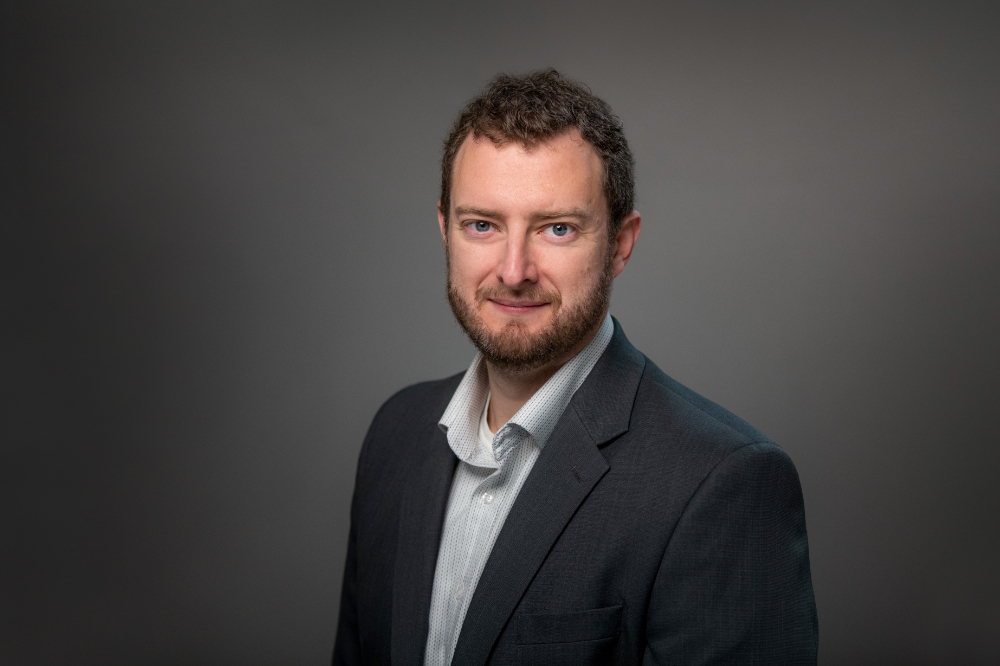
473 221 491 232
549 223 570 237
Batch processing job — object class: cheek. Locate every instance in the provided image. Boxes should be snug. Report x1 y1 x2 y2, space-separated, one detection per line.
449 242 497 287
541 247 603 291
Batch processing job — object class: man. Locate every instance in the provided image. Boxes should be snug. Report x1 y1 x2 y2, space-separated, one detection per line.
334 70 817 665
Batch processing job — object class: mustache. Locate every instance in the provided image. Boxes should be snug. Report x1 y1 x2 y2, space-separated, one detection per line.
475 284 562 307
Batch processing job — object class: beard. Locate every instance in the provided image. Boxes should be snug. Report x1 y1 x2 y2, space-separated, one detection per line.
446 247 614 372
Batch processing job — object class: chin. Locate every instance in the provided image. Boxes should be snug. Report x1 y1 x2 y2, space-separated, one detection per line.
486 313 554 337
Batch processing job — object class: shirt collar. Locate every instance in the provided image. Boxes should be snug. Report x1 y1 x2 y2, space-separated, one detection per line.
439 314 614 466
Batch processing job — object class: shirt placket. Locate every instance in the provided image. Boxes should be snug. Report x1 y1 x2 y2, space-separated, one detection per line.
445 426 526 659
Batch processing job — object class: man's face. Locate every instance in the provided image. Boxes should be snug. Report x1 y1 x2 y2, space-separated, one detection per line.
440 129 619 372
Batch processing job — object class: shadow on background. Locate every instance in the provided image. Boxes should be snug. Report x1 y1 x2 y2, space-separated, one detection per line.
3 1 999 664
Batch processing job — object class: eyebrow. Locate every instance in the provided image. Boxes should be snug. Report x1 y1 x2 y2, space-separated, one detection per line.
452 205 592 221
535 208 591 220
453 205 502 219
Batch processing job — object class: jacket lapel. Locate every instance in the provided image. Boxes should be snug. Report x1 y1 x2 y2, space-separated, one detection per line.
391 422 457 666
450 320 646 666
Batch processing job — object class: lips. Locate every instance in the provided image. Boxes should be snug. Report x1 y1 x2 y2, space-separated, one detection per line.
492 298 547 308
475 284 561 315
489 299 549 315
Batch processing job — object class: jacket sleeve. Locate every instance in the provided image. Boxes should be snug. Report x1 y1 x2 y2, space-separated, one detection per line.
642 442 818 665
333 398 383 666
332 496 362 665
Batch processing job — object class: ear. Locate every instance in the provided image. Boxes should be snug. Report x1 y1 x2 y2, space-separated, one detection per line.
611 211 641 278
437 201 448 247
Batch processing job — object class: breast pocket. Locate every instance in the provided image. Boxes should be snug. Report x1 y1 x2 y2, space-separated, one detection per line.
515 604 622 665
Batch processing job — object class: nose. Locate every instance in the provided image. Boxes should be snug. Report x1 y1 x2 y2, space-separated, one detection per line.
498 231 538 287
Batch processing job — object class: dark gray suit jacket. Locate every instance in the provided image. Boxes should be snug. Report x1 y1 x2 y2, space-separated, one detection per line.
334 320 817 665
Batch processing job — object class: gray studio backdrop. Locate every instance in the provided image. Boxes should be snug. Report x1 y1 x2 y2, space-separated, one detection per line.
4 2 999 664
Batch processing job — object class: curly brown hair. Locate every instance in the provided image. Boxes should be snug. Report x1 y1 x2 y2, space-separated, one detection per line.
440 69 635 235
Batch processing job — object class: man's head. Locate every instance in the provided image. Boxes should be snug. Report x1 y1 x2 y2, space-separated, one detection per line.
440 69 635 237
439 70 641 373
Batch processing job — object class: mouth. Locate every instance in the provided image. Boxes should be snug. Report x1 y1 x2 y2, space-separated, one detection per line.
487 298 550 316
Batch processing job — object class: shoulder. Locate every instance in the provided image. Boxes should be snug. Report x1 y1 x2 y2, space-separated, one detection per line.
354 372 464 472
635 358 771 446
373 372 465 426
618 355 793 483
586 320 783 470
363 371 465 445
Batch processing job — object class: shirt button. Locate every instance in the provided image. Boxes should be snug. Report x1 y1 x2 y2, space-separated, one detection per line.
482 492 494 504
455 587 464 599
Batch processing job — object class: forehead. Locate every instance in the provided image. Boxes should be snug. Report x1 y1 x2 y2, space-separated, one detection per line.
450 129 605 215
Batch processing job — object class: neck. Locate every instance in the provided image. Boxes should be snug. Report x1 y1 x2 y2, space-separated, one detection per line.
484 314 605 432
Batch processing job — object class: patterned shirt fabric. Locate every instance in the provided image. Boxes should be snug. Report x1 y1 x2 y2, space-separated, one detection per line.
424 314 614 666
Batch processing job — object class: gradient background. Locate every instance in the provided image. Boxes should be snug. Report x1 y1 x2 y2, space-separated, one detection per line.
4 2 999 664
